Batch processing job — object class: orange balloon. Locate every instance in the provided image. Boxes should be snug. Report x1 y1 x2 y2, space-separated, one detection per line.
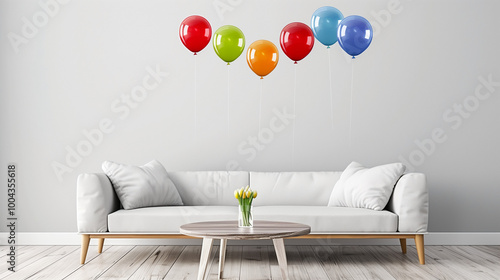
246 40 279 79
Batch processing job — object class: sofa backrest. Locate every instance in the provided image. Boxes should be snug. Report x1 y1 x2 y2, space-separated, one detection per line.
250 172 341 206
168 171 341 206
168 171 249 206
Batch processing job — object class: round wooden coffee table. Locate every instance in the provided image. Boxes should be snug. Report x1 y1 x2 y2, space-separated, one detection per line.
180 220 311 280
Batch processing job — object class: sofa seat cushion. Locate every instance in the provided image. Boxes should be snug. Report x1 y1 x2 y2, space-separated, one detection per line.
254 206 397 233
108 205 397 233
108 206 238 233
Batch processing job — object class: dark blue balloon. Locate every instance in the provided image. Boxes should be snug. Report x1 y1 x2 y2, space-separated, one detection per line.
337 15 373 58
310 6 344 47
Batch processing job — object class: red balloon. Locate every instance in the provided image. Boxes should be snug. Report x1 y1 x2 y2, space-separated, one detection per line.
279 22 314 63
179 15 212 55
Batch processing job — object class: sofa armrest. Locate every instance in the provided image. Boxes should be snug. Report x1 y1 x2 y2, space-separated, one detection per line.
77 173 120 233
386 173 428 233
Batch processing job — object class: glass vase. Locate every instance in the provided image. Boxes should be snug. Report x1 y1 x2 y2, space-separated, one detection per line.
238 204 253 227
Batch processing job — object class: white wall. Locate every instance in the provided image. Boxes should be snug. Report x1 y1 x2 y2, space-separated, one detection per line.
1 0 499 234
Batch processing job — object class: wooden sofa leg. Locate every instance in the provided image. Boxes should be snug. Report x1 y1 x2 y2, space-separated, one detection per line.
98 238 105 254
415 234 425 265
399 238 407 254
80 234 90 264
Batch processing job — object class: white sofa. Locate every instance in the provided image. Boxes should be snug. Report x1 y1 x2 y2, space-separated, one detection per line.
77 170 428 264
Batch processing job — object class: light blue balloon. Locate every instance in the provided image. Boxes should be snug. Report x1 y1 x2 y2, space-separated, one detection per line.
310 6 344 47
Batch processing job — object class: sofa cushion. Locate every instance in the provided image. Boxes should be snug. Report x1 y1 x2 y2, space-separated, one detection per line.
254 206 397 233
168 171 249 206
328 162 405 211
102 160 183 210
107 205 397 233
250 172 341 206
108 206 238 232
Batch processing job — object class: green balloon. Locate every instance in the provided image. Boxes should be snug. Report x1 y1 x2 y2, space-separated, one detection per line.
213 25 245 64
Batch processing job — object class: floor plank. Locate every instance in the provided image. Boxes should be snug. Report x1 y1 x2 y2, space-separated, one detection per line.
166 245 217 280
364 245 435 280
0 246 78 280
0 246 8 257
0 246 55 279
474 245 500 258
342 246 398 280
0 246 15 277
2 245 499 279
63 246 135 280
207 245 242 280
421 246 494 280
128 246 184 280
385 245 465 280
288 246 330 280
326 246 396 280
281 245 315 279
439 246 500 279
309 246 345 280
239 245 271 280
451 245 500 266
97 246 158 279
24 245 104 279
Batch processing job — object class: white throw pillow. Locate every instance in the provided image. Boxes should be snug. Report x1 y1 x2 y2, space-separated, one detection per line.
102 160 183 210
328 162 405 210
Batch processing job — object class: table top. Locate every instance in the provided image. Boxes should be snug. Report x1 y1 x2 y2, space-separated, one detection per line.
180 220 311 240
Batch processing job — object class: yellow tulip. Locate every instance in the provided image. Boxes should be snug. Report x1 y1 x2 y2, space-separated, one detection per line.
246 190 251 198
239 189 243 197
253 190 257 198
234 190 239 199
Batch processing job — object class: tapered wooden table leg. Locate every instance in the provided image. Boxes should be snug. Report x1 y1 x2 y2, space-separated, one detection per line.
273 238 289 280
198 238 214 280
218 239 227 279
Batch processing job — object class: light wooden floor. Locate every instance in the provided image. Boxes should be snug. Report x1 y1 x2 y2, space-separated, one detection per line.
0 245 498 279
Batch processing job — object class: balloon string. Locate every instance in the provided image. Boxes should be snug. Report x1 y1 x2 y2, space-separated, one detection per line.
328 47 334 129
227 64 230 138
194 53 197 141
349 58 355 147
259 78 263 133
292 63 297 165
